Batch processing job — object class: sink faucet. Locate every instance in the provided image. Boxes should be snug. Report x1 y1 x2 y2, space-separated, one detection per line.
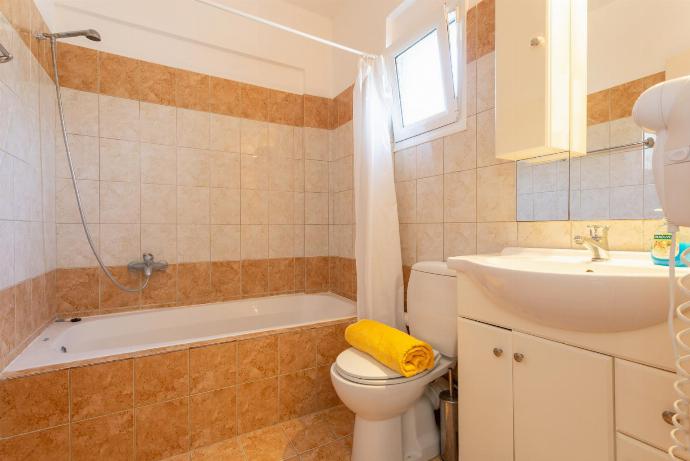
574 225 610 261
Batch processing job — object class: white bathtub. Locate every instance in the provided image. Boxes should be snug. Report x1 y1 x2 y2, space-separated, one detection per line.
5 293 356 373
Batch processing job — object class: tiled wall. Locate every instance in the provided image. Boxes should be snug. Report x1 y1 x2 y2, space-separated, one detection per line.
396 0 676 285
517 72 666 222
49 44 357 316
0 320 356 461
395 0 518 273
0 3 58 370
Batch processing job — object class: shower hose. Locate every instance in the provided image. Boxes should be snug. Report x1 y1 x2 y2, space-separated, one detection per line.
48 38 150 293
667 226 690 460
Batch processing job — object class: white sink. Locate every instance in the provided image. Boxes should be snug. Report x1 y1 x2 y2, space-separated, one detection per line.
447 247 689 333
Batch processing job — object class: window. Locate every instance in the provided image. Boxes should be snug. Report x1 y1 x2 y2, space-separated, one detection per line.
387 1 466 149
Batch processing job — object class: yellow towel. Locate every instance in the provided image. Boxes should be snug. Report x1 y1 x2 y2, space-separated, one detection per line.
344 319 435 378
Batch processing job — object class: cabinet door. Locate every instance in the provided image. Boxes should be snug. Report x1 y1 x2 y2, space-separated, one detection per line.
616 433 669 461
513 332 615 461
458 318 513 461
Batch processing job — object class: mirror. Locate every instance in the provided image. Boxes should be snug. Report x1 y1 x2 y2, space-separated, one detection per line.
517 0 690 221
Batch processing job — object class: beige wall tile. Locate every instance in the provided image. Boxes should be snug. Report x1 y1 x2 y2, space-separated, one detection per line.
269 156 295 192
416 175 443 223
177 108 210 149
177 186 210 224
394 146 416 182
61 88 98 136
466 60 477 117
241 189 269 225
56 178 99 223
99 95 140 141
333 190 353 225
56 223 99 268
444 223 477 259
211 225 241 261
444 170 477 223
140 102 176 146
100 181 141 223
399 223 417 266
141 143 176 185
304 127 329 161
177 224 211 263
444 115 476 173
241 224 268 260
100 223 141 266
177 147 210 187
99 138 140 182
240 119 269 156
305 192 329 225
141 184 176 224
305 225 329 257
416 223 443 261
476 52 495 112
269 191 295 225
305 160 329 192
477 222 518 254
141 224 177 263
477 163 516 222
210 151 240 189
209 114 240 153
240 154 269 190
416 139 444 178
54 134 99 180
477 108 508 168
211 188 240 225
268 124 295 158
269 225 295 259
518 221 572 248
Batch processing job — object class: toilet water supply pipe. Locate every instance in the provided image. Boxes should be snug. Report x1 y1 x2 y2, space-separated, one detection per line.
667 225 690 460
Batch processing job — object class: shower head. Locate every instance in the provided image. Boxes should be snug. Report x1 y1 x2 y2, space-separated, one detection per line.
36 29 101 42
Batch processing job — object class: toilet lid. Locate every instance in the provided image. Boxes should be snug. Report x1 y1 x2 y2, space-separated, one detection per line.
335 347 440 383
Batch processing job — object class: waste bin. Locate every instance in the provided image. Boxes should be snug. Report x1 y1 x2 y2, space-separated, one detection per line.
439 389 458 461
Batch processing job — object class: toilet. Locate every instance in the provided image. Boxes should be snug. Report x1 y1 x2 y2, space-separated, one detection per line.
330 261 457 461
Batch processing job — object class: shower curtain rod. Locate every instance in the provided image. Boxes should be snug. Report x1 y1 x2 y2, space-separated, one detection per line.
193 0 377 59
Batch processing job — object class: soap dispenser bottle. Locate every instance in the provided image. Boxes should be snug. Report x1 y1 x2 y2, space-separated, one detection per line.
651 219 689 267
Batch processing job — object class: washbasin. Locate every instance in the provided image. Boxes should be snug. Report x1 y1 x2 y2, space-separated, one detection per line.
447 247 690 333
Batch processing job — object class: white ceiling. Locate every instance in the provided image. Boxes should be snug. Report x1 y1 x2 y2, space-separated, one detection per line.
283 0 344 18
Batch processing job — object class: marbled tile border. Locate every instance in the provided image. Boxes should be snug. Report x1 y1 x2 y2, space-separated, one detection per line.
587 72 666 126
53 257 357 317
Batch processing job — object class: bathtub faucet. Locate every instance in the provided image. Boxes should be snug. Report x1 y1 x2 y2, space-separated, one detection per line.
128 253 168 278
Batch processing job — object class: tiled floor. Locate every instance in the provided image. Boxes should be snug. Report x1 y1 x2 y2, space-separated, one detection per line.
179 405 355 461
170 404 445 461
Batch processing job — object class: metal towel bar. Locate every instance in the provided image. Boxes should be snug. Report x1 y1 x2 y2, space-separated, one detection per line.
587 136 655 154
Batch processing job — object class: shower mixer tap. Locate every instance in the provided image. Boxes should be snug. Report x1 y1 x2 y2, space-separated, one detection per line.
128 253 168 278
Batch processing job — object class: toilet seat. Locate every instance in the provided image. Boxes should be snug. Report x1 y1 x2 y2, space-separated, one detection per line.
334 347 441 386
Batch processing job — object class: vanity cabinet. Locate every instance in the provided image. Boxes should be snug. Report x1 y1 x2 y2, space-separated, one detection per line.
458 318 615 461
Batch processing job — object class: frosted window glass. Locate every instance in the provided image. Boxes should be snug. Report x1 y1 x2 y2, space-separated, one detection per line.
395 29 447 127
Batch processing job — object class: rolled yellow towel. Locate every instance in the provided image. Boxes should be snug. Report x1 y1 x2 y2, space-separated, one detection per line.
344 319 435 377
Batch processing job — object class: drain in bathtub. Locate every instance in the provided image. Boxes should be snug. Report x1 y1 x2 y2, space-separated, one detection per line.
60 346 67 353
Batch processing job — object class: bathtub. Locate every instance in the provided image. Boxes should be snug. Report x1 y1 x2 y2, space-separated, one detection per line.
5 292 356 374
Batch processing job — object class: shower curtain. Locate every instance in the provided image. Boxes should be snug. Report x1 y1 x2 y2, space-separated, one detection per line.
353 56 405 330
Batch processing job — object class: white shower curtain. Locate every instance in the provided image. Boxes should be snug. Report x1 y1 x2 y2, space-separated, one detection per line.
353 56 405 330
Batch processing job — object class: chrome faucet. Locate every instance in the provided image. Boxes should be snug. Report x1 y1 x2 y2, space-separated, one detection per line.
574 225 610 261
128 253 168 278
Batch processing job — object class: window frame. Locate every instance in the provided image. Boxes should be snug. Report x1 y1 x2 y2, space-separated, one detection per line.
386 0 467 151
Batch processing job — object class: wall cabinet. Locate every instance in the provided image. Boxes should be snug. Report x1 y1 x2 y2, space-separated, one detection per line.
458 318 615 461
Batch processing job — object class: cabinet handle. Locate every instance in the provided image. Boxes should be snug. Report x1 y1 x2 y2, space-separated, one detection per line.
493 348 503 357
663 410 677 426
513 353 525 363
